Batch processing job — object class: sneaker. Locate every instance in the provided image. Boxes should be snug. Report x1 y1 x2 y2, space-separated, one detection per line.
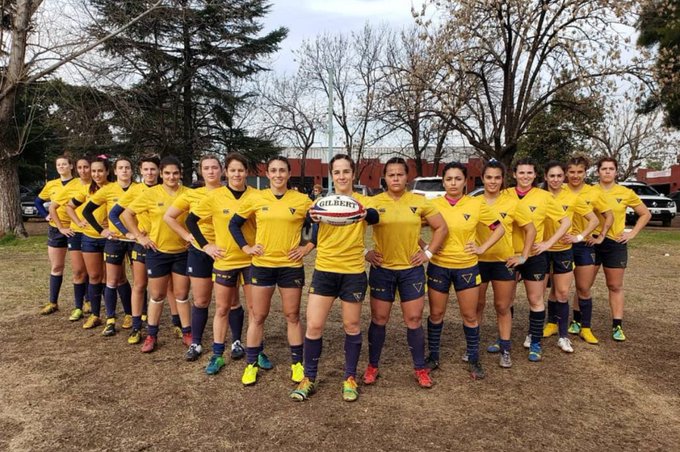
231 340 245 360
486 339 501 354
579 327 599 344
523 335 531 349
290 377 317 401
205 355 226 375
499 350 512 368
468 361 485 380
83 301 92 314
528 343 542 362
461 352 469 363
414 368 433 388
342 376 359 402
557 337 574 353
173 326 183 339
101 319 116 337
241 363 258 385
182 332 192 347
425 355 439 370
127 328 142 345
185 343 203 361
291 362 304 383
257 352 273 370
82 315 101 330
612 325 626 342
40 302 58 315
141 335 157 353
543 322 558 338
121 314 133 329
68 308 83 321
362 364 379 385
568 320 582 335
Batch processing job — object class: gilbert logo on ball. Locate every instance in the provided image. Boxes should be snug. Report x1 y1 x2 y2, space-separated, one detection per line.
311 194 365 226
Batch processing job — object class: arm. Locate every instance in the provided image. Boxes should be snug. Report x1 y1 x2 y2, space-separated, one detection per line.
121 208 156 251
507 222 536 268
465 223 505 255
364 207 379 225
589 210 613 245
109 204 130 236
410 213 448 266
229 214 262 256
48 200 74 237
617 204 650 243
533 216 571 255
164 205 193 243
65 199 88 229
82 201 111 238
34 196 50 219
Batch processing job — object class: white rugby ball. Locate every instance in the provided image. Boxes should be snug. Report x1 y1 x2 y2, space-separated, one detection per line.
311 194 365 226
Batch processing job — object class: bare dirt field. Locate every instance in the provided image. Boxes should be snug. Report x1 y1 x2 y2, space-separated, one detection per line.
1 221 679 451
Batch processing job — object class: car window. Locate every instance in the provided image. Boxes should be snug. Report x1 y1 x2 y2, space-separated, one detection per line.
414 180 444 191
627 185 660 196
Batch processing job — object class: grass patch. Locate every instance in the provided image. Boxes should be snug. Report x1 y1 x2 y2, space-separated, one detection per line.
0 234 45 251
631 230 680 247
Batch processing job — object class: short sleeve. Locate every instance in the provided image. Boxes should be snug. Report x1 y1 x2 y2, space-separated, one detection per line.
236 192 260 218
625 188 642 208
591 192 611 214
127 190 150 215
545 195 567 222
171 192 192 212
192 193 214 220
478 199 499 227
573 196 593 217
421 199 439 218
38 181 53 200
512 202 532 227
89 186 108 206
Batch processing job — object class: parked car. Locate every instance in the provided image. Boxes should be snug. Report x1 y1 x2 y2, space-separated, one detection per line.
468 186 484 197
668 191 680 209
619 181 676 227
411 177 445 199
20 185 42 221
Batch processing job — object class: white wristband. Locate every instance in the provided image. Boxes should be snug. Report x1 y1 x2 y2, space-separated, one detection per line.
576 234 584 242
424 249 433 259
423 244 429 252
364 249 370 256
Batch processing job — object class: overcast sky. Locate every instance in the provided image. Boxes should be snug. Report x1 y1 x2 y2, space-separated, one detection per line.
263 0 425 73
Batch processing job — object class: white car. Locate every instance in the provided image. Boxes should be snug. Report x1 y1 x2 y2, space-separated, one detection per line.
411 177 445 199
619 181 675 227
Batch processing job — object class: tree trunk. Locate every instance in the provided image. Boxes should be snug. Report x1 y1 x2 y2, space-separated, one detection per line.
300 149 307 191
0 156 28 237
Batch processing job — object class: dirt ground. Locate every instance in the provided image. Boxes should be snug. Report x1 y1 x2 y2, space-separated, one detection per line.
1 221 679 451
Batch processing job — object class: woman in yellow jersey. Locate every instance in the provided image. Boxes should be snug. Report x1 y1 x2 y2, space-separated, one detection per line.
229 156 313 386
474 160 535 369
64 157 111 329
82 158 136 337
36 155 75 315
507 157 571 362
562 155 613 344
48 157 92 321
122 156 192 353
109 154 163 345
423 162 504 380
290 154 379 402
362 157 447 389
187 153 260 376
593 157 650 341
540 161 599 353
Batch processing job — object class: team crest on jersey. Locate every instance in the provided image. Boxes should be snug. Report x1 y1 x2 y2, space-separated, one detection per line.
500 212 507 218
410 207 417 214
586 200 591 205
262 207 269 211
412 282 423 293
289 208 296 215
462 273 473 284
616 198 623 203
157 202 165 207
378 208 386 213
529 206 537 212
562 205 568 211
463 214 471 221
222 209 230 215
113 197 119 202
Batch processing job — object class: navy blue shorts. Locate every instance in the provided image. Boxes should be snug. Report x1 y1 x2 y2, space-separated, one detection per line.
131 243 147 264
47 226 68 248
104 240 133 265
427 262 481 293
187 246 214 278
573 242 599 267
369 265 425 302
546 249 575 275
595 237 627 269
67 232 83 251
478 261 515 283
146 249 188 278
310 269 367 303
213 266 251 287
251 265 304 288
516 254 548 282
81 235 106 253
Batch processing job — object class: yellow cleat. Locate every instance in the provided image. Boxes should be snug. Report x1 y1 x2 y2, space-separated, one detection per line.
579 327 599 344
291 362 304 383
68 308 83 321
342 376 359 402
40 303 58 315
543 322 558 338
82 315 101 329
121 314 133 329
127 329 142 345
242 363 258 386
173 326 183 339
83 301 92 314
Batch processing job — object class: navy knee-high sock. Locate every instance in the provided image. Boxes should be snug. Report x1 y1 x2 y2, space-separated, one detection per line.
117 282 132 315
142 290 148 315
407 326 426 369
463 325 480 363
427 318 444 360
191 306 209 345
557 302 570 337
245 344 260 364
344 333 362 379
84 281 90 302
291 344 303 365
212 341 225 357
88 282 104 317
132 315 143 330
578 298 593 328
171 314 181 328
367 321 386 367
49 274 63 304
73 282 87 309
228 305 244 343
303 337 322 380
147 323 159 338
103 285 118 318
547 299 558 323
529 310 545 345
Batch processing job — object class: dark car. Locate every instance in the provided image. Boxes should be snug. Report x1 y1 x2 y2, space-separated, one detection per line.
21 185 43 221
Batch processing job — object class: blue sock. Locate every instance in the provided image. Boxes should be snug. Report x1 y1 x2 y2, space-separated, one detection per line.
499 339 512 353
142 290 148 315
557 302 570 337
343 333 362 379
132 316 142 330
171 314 181 327
104 286 118 318
147 324 159 337
49 274 63 304
73 282 87 309
213 342 225 356
547 299 558 323
246 345 259 364
88 282 104 317
463 325 480 363
291 344 303 365
427 318 444 360
181 325 191 334
529 310 545 345
191 306 209 345
117 282 132 315
368 321 386 367
228 305 244 343
578 298 593 328
573 308 582 323
303 337 322 380
407 326 426 369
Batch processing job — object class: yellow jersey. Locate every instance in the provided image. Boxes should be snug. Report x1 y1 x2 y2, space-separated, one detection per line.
116 184 154 233
236 189 313 268
54 182 109 238
477 191 532 262
505 187 567 255
127 184 191 253
569 184 611 236
314 193 372 274
38 178 78 228
171 186 216 249
370 191 439 270
431 195 500 269
192 186 257 271
89 182 138 237
545 188 592 252
592 184 642 239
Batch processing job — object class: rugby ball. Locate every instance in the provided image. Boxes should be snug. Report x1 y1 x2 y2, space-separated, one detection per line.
311 194 365 226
